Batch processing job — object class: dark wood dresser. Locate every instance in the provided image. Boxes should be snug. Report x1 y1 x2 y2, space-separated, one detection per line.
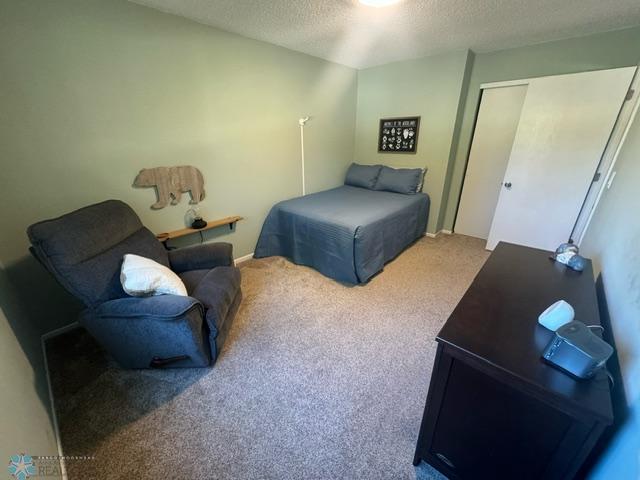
413 242 613 480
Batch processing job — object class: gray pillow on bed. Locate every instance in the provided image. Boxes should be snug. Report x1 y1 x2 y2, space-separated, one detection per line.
375 166 424 194
344 163 382 189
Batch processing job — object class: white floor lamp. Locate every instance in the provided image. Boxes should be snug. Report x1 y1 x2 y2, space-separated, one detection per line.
299 116 310 195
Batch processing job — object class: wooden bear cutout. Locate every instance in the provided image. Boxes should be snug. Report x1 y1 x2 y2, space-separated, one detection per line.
134 166 205 209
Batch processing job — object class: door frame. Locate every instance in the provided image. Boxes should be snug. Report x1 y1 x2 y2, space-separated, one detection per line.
571 65 640 245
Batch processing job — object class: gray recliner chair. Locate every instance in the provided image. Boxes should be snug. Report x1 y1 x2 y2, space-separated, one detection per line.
28 200 242 368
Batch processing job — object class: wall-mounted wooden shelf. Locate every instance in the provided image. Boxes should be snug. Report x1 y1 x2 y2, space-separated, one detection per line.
156 215 243 243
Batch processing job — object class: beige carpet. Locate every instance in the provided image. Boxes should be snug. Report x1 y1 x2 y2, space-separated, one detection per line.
46 234 489 479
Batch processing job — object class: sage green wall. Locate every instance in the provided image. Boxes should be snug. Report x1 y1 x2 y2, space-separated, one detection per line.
444 26 640 231
353 50 473 234
0 263 59 466
0 0 356 464
0 0 357 332
581 111 640 480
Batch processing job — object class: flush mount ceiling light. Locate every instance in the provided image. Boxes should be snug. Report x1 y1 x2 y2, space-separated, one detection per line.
358 0 402 7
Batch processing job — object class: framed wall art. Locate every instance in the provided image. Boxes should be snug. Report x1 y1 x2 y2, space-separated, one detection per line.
377 116 420 154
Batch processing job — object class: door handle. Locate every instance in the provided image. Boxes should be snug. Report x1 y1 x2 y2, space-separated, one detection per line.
504 182 512 189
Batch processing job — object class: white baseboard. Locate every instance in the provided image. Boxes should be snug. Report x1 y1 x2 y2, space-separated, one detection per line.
42 323 79 480
234 252 255 265
426 229 454 238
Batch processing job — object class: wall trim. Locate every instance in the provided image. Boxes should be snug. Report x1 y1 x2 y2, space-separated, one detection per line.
480 79 530 89
234 253 255 265
426 230 453 238
41 322 79 480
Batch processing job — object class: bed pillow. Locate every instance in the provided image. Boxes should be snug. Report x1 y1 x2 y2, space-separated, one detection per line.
375 166 425 194
344 163 382 189
120 254 188 297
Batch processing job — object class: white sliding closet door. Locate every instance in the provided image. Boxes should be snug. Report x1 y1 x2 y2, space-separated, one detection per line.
486 67 636 251
455 85 528 239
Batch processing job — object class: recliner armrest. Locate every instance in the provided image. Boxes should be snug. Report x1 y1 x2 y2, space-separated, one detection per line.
168 242 234 273
90 294 203 319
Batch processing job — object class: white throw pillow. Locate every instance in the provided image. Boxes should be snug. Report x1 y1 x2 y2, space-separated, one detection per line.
120 254 188 297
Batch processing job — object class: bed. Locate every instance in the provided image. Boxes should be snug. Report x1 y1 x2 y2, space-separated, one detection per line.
254 178 430 284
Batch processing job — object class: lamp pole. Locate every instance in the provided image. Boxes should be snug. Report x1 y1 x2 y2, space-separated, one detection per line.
299 116 309 195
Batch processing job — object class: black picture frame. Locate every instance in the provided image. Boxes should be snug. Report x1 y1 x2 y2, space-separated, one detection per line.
377 116 420 154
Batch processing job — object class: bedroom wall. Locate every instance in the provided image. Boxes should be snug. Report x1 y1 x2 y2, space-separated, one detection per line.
581 110 640 480
0 0 358 334
0 263 59 468
0 0 356 462
353 50 473 234
443 26 640 231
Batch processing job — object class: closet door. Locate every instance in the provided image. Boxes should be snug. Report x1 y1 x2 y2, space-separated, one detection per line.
486 67 636 251
455 85 528 239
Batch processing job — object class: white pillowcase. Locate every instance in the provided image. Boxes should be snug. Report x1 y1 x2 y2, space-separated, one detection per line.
120 254 188 297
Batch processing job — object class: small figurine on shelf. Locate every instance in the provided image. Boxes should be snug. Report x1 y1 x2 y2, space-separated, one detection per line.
551 242 587 272
185 207 207 229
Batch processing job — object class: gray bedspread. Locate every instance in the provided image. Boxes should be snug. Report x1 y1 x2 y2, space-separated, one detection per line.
254 185 430 283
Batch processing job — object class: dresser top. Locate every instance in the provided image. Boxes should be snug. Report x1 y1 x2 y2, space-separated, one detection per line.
438 242 613 423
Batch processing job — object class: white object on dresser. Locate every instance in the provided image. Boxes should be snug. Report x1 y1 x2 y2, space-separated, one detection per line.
538 300 575 331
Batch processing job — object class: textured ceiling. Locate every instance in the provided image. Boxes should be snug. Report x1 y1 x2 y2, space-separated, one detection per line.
129 0 640 68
